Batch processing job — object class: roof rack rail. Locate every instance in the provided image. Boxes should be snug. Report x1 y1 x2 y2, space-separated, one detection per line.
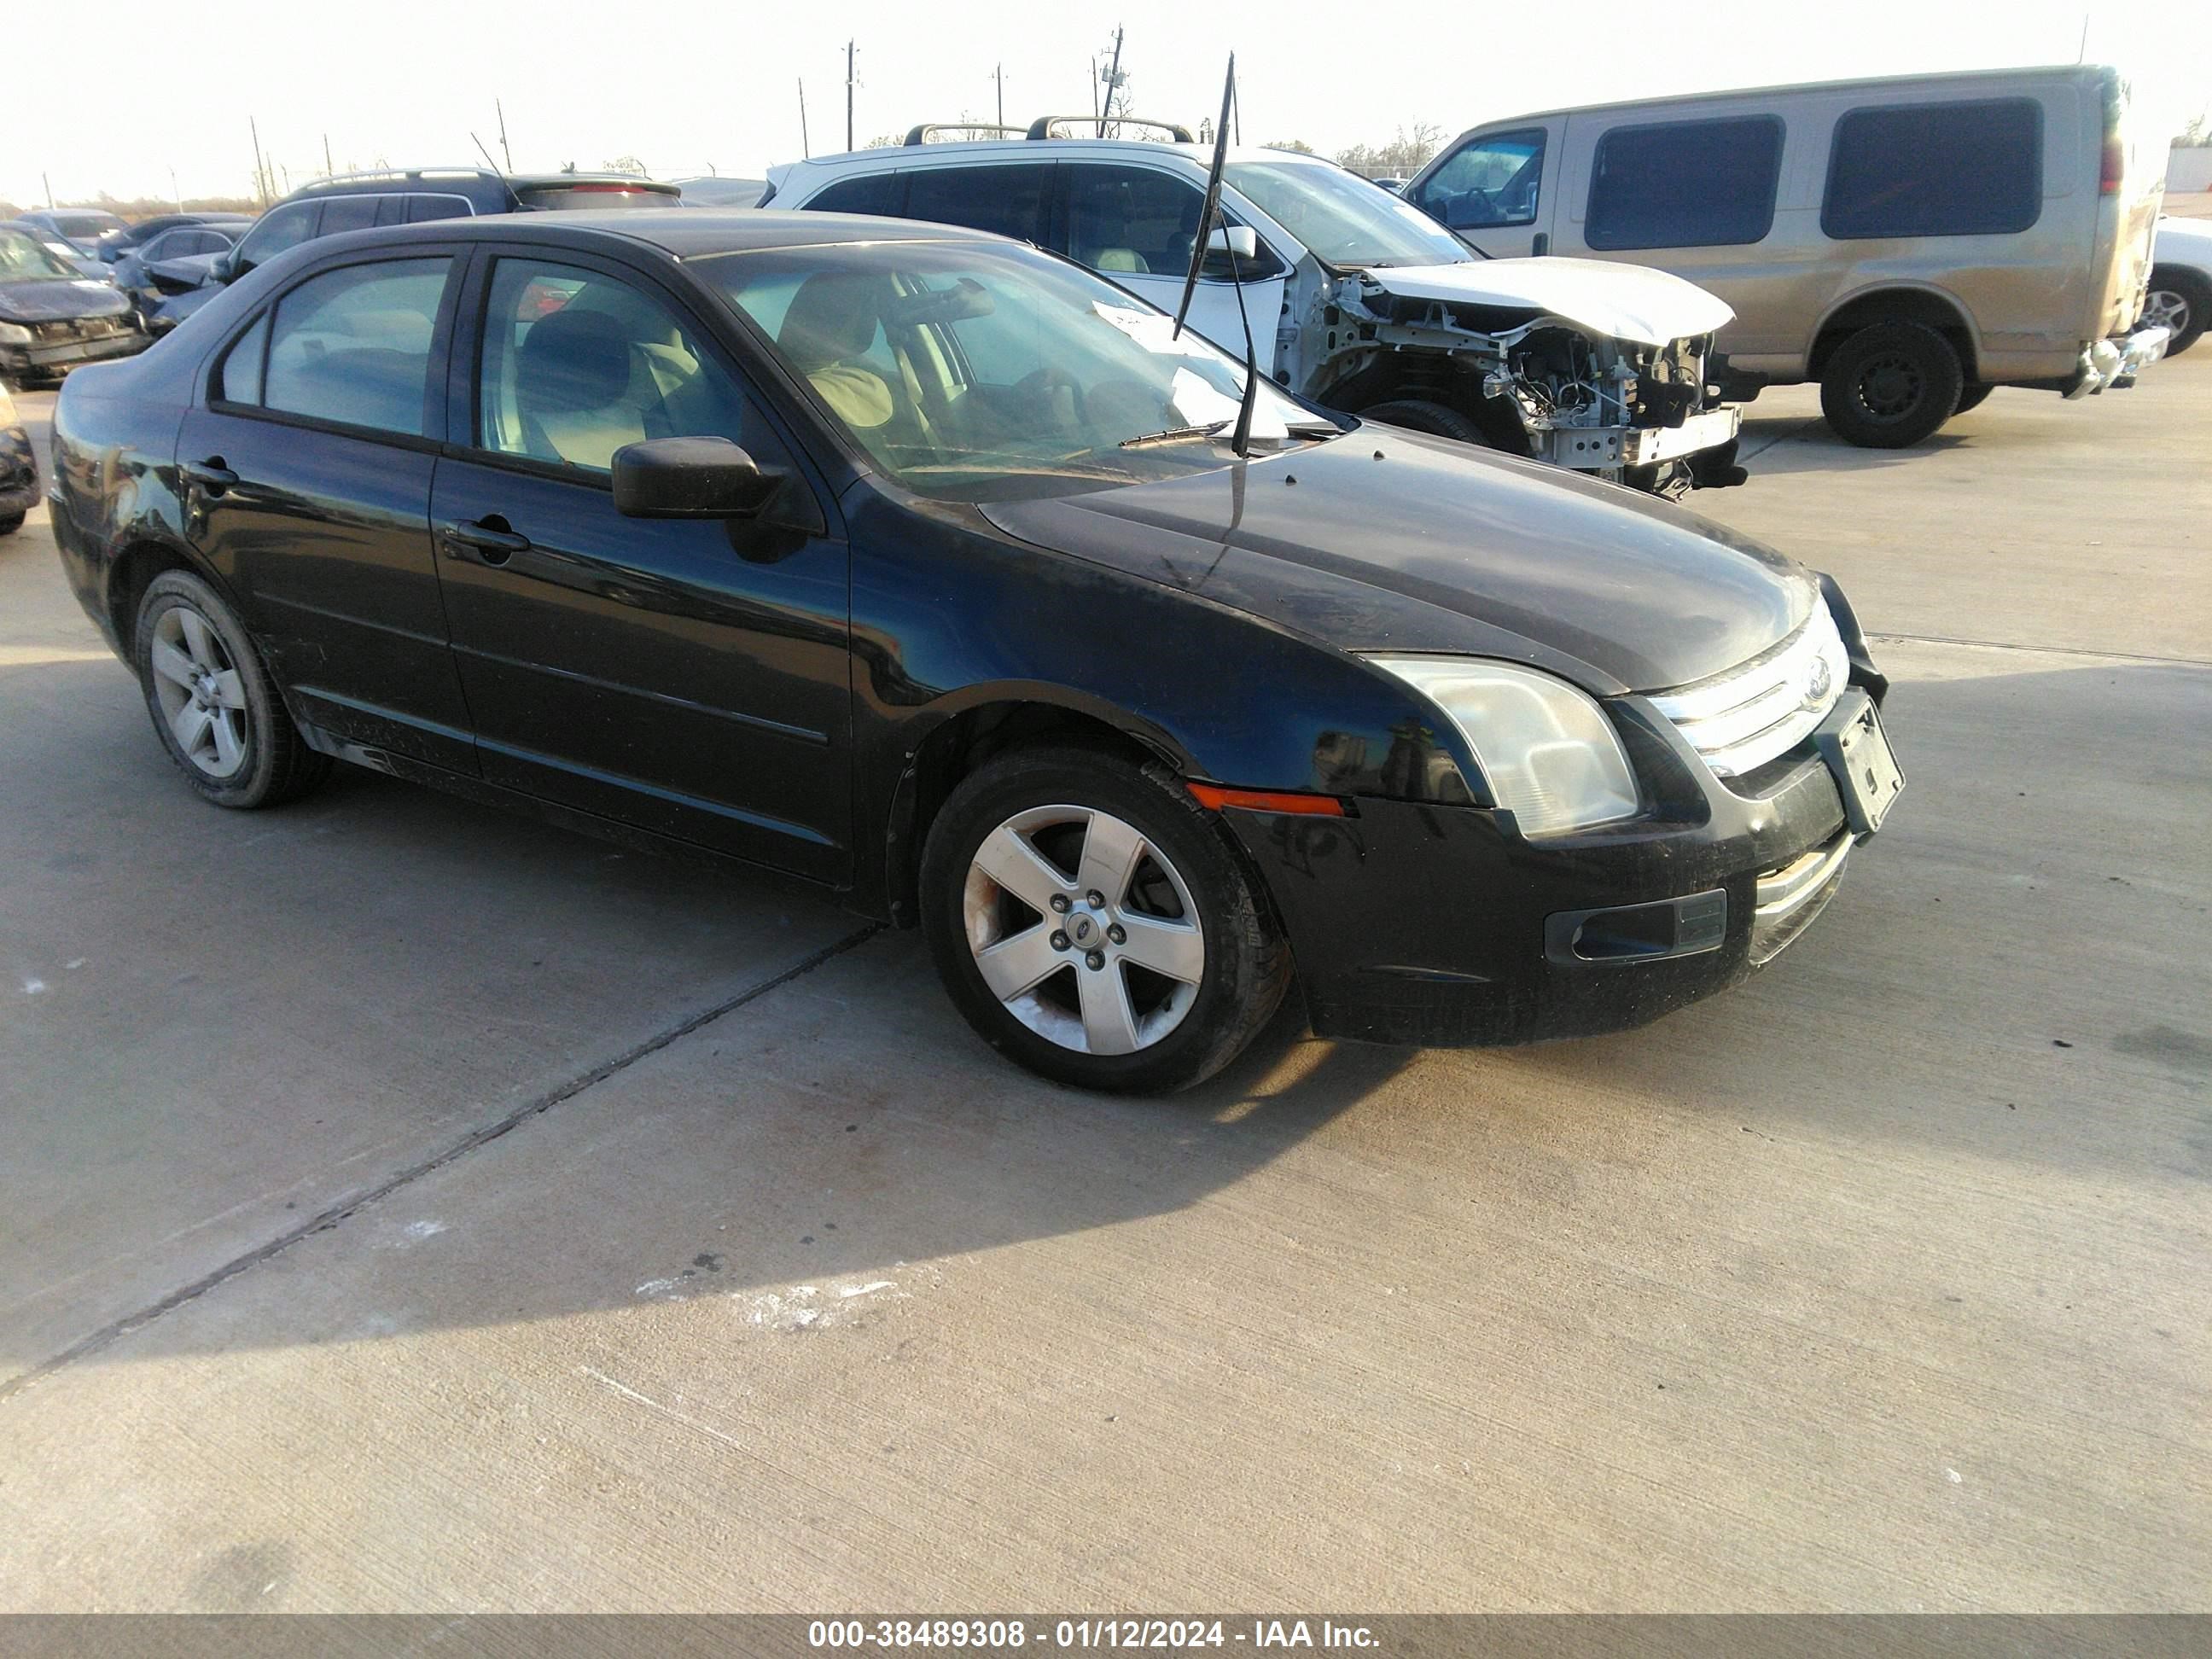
904 123 1027 145
1025 115 1196 143
301 166 506 190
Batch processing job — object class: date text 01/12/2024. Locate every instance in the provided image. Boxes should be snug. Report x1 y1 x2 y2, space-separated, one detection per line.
807 1619 1379 1650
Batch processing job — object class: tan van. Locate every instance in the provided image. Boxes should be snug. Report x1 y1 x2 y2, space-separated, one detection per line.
1407 66 2169 446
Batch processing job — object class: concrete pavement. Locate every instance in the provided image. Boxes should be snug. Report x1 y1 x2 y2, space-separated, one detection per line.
0 358 2205 1611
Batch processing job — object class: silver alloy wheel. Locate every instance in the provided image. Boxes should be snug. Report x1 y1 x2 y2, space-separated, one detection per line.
961 803 1206 1057
2143 286 2192 341
148 604 250 781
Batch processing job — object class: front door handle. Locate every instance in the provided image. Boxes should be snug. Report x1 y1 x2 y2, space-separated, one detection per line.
445 517 532 568
1532 232 1550 257
180 457 239 494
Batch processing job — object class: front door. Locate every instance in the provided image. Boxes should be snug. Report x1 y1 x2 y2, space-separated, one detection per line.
177 250 476 771
429 250 853 882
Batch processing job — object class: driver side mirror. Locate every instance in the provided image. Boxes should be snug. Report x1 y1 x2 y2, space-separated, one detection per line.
1206 225 1259 261
212 247 243 283
612 436 781 520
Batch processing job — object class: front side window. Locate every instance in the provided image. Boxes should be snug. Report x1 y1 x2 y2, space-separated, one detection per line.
235 202 321 269
1062 164 1208 276
476 259 781 474
905 164 1051 246
1223 159 1468 268
806 172 910 217
317 195 381 236
1823 99 2043 240
707 240 1327 502
1586 115 1784 250
254 258 450 436
1412 130 1547 230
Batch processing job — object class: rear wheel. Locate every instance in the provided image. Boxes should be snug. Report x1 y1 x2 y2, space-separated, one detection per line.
2144 265 2209 357
0 511 23 538
133 569 331 809
920 745 1289 1093
1819 322 1963 448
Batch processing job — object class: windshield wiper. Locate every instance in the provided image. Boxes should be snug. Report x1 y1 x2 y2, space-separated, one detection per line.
1121 420 1231 450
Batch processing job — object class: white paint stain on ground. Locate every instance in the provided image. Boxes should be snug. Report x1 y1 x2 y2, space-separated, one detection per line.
20 977 47 995
376 1220 448 1249
736 1278 906 1332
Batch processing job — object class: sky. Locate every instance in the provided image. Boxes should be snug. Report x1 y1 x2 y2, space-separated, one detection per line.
6 0 2208 207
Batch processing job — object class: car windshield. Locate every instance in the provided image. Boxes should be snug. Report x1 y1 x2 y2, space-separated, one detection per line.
1223 160 1469 270
50 212 126 242
700 239 1332 503
0 228 78 281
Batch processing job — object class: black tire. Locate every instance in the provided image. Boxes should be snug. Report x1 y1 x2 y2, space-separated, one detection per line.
1952 383 1995 415
0 511 23 538
2145 265 2209 358
1359 399 1487 446
919 744 1290 1094
1819 322 1963 448
132 568 331 809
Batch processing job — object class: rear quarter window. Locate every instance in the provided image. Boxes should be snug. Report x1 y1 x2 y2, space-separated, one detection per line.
1823 99 2043 240
1585 115 1784 250
804 172 910 217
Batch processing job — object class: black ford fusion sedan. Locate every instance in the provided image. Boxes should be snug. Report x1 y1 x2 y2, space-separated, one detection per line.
49 211 1902 1092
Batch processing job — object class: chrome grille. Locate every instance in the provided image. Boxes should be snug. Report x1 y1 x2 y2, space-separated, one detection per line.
1650 604 1848 778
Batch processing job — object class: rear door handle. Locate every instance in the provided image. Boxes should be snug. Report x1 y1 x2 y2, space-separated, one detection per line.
180 457 239 494
444 518 532 567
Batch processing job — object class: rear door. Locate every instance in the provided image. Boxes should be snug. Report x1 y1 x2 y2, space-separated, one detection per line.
1055 160 1284 371
176 247 476 771
428 246 853 879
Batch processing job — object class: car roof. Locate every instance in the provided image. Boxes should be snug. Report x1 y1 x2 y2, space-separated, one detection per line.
774 139 1337 178
298 208 1004 262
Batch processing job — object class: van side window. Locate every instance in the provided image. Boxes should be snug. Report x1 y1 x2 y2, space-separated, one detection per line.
1412 130 1545 230
1586 116 1783 250
807 173 910 217
906 164 1051 245
1823 99 2043 240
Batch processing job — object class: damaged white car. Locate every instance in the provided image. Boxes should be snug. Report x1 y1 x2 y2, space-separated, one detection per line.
761 129 1747 495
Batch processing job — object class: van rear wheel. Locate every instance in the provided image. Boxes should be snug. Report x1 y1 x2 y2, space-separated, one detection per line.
1819 322 1963 449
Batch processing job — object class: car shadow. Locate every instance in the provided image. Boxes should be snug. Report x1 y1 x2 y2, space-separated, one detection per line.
2 648 2206 1378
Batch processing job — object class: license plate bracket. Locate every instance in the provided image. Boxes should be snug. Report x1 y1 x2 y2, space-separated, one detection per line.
1816 690 1905 836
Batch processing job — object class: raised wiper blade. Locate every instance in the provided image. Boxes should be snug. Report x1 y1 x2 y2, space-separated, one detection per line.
1121 420 1231 450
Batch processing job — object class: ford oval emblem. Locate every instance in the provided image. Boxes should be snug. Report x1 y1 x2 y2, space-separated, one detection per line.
1803 655 1835 709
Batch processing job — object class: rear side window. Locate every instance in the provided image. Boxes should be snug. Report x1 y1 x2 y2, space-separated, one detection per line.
1823 99 2043 239
259 259 451 436
407 195 474 224
806 172 909 217
216 313 269 405
905 164 1051 244
1586 116 1783 250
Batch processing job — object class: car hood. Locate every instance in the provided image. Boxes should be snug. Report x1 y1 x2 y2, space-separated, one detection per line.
1359 256 1734 346
0 277 132 323
2154 214 2212 268
981 428 1812 695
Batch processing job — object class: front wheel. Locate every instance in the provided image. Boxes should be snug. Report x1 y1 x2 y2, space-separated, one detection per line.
919 746 1290 1093
1819 322 1963 448
133 568 331 808
0 511 23 538
2144 265 2209 357
1359 399 1488 446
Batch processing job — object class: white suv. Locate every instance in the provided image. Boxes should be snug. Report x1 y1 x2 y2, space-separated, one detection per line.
763 127 1746 495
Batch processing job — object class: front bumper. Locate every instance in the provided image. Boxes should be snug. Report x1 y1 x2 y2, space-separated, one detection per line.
2066 322 2170 398
0 423 36 516
1536 404 1741 471
1223 693 1873 1048
0 325 148 380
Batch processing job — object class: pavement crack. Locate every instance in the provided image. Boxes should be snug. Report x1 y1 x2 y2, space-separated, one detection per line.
1870 632 2211 668
0 923 882 1405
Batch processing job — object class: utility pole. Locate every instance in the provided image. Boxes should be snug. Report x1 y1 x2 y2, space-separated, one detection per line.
171 167 183 210
995 63 1004 129
249 118 268 207
845 40 856 152
1097 26 1125 137
323 134 334 178
799 78 811 158
496 99 513 171
42 172 54 209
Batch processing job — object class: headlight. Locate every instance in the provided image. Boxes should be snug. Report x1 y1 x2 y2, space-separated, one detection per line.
0 322 32 345
1366 656 1639 836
